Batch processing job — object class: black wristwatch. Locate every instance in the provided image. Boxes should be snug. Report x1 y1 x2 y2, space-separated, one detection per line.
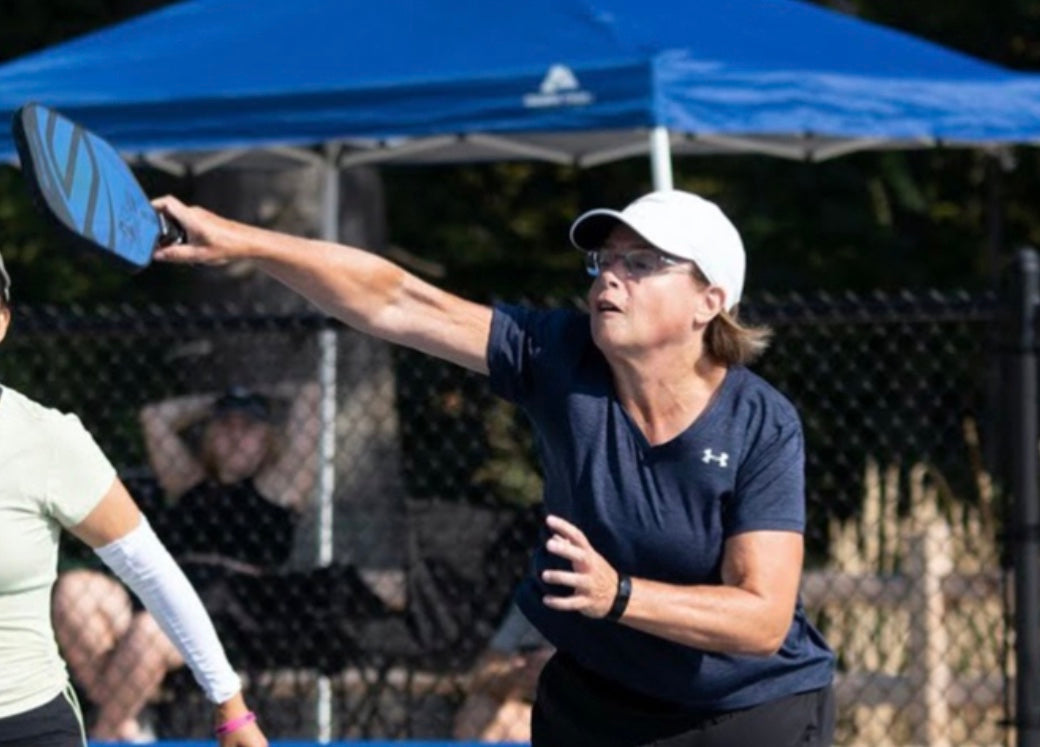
605 572 632 622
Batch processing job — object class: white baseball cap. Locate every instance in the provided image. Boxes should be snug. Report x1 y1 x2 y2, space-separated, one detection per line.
569 190 746 310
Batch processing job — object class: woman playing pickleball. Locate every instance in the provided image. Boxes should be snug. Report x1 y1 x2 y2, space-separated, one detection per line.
154 189 836 746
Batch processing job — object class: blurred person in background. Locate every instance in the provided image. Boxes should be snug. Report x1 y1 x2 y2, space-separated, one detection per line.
151 188 835 746
453 602 553 742
53 382 320 741
0 251 267 747
137 383 320 571
452 501 553 742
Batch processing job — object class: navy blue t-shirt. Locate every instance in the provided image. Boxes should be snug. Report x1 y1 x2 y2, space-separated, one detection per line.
487 303 834 711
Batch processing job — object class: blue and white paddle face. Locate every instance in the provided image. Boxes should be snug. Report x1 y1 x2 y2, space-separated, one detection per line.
13 103 164 269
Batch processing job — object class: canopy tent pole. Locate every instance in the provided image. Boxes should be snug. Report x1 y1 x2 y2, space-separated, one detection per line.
314 149 339 744
650 126 674 191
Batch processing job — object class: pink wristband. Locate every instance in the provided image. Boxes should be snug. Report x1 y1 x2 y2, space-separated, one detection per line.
215 711 256 737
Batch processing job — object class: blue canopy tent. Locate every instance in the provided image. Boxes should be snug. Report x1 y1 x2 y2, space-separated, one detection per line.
1 0 1040 192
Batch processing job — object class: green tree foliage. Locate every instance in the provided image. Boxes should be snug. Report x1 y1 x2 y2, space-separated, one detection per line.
384 148 1005 300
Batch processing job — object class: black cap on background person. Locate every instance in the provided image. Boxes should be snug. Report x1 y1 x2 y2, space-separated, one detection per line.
211 387 274 424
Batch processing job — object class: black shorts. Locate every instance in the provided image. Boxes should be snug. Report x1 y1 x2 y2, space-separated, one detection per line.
531 653 835 747
0 689 85 747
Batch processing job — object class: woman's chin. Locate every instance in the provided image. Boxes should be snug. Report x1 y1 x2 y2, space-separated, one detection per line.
591 322 630 354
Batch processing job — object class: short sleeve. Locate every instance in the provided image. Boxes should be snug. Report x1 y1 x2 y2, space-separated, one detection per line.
724 415 805 536
487 303 588 407
45 412 116 527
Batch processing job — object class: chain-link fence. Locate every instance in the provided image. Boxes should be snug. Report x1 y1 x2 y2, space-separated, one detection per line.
0 289 1009 745
746 291 1007 746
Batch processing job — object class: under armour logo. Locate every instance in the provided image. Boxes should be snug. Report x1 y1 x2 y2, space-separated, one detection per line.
702 449 729 467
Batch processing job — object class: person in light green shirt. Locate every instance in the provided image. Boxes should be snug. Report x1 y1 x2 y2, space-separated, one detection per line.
0 251 268 747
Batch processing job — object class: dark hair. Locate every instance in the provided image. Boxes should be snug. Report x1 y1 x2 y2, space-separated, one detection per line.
212 387 273 423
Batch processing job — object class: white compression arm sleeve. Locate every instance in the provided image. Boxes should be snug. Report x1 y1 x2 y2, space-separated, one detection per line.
94 516 241 703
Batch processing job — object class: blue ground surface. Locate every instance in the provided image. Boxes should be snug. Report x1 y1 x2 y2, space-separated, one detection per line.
93 742 527 746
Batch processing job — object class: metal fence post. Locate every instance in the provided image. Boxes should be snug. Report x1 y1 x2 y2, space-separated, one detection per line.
315 152 340 743
1008 247 1040 747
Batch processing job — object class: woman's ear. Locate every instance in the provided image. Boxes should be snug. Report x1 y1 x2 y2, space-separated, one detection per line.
0 305 10 345
693 285 725 326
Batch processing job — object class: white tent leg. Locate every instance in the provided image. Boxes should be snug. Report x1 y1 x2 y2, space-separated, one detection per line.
650 127 673 190
315 153 339 744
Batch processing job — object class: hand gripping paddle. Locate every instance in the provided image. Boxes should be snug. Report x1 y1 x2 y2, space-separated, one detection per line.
11 103 184 271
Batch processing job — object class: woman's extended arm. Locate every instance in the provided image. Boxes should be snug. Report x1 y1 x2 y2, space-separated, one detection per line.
153 196 493 374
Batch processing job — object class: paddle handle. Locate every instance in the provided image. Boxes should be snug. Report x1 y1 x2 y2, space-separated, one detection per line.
157 211 186 246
